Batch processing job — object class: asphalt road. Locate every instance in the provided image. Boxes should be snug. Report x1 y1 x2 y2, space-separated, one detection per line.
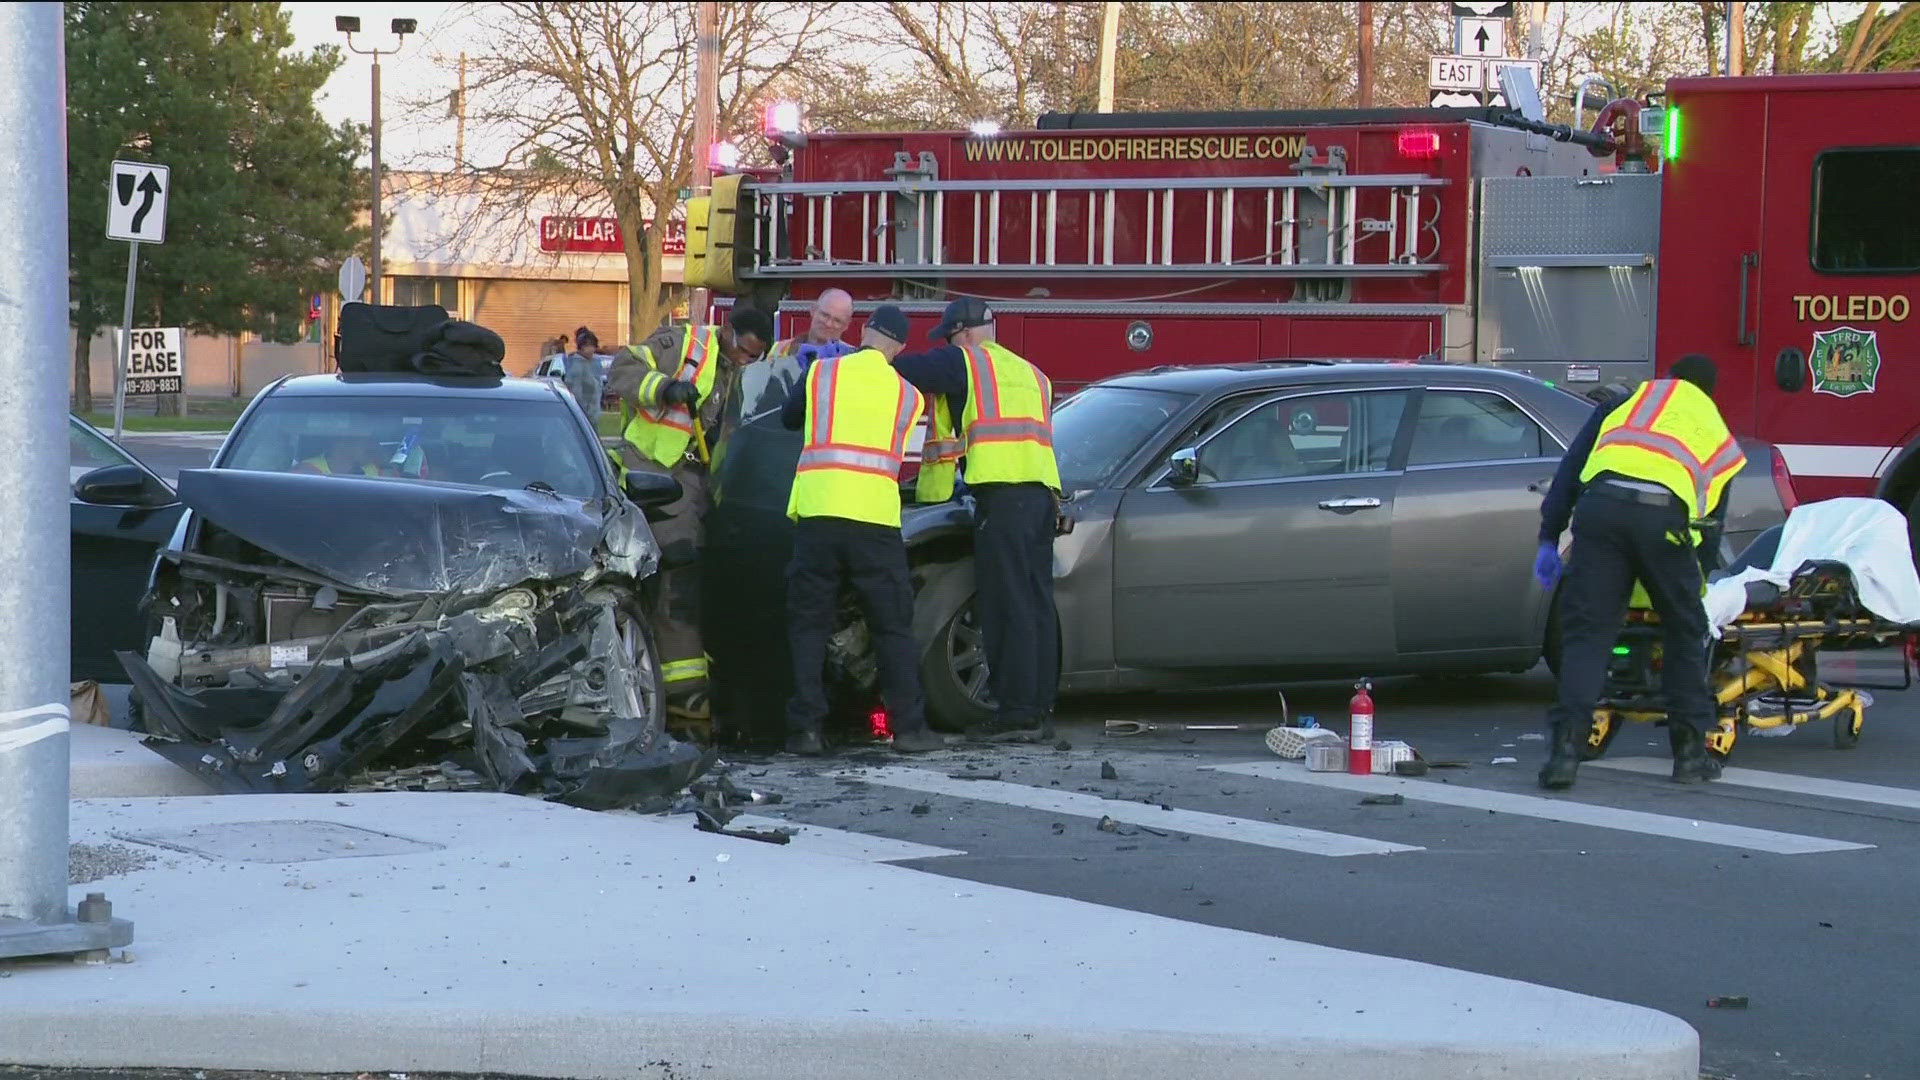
728 662 1919 1080
113 429 1914 1078
118 432 223 482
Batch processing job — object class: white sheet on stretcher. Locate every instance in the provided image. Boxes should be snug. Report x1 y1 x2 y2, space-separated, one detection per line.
1705 497 1920 633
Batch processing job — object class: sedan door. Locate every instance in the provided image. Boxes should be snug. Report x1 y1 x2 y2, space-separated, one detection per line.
1113 388 1412 669
1389 388 1560 660
69 418 183 682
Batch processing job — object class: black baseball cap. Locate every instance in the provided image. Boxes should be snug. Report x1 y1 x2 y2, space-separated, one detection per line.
928 297 993 341
574 326 598 345
866 304 910 344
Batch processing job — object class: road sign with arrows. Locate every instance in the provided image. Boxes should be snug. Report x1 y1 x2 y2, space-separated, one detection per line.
107 160 169 244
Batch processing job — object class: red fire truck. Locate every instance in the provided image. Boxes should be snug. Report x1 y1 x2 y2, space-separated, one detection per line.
688 71 1920 521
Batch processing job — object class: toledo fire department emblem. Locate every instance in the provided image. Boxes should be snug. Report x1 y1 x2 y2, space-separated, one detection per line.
1808 326 1881 398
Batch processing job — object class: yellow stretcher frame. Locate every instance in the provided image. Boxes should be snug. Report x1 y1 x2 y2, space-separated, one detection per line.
1586 612 1891 762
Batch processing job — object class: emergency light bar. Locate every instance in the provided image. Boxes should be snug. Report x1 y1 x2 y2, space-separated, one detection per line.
709 140 741 173
1397 128 1442 159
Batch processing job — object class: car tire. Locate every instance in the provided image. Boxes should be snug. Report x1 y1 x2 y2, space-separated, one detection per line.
1543 588 1565 677
591 588 667 740
915 561 998 734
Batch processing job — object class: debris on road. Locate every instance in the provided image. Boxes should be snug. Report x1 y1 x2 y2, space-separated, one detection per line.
1359 794 1405 806
1100 760 1119 780
949 770 1002 781
68 842 157 884
1706 995 1750 1009
1097 815 1120 832
1491 757 1519 765
1393 760 1430 777
910 803 931 816
1053 739 1073 751
692 810 793 845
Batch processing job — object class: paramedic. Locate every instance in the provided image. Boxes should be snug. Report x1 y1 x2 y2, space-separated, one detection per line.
1535 354 1744 789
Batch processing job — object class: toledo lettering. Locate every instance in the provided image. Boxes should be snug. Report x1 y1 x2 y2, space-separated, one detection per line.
1792 294 1910 322
965 134 1310 164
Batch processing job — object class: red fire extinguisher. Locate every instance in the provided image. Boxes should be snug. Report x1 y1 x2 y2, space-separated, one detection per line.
1348 679 1374 775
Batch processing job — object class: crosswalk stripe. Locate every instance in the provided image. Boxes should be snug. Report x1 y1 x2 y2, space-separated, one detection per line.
844 765 1421 857
1206 762 1873 856
724 813 966 863
1589 757 1920 810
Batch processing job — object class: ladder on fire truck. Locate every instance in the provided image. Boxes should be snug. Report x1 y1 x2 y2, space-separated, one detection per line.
739 164 1447 280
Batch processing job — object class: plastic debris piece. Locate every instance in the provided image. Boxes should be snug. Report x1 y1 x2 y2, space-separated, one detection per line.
1394 760 1430 777
1359 794 1405 806
1491 756 1519 765
949 770 1001 781
1706 996 1749 1009
1054 739 1072 751
1100 761 1119 780
910 803 931 816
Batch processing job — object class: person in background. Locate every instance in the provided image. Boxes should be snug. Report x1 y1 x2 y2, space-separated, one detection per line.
561 327 606 427
778 305 944 755
1533 354 1744 790
889 297 1062 744
771 288 856 369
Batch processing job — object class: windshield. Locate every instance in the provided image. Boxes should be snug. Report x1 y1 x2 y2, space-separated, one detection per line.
221 395 604 499
1053 385 1193 489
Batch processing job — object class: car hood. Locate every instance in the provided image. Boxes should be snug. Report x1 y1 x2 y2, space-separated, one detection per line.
177 468 615 597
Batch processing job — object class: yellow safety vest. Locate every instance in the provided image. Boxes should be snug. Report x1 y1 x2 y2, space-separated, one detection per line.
788 348 925 528
915 394 964 503
619 327 720 471
939 342 1060 492
296 456 379 478
1580 379 1744 522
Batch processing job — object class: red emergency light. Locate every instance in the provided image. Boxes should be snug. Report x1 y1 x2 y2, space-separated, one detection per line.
1397 128 1442 159
868 707 892 741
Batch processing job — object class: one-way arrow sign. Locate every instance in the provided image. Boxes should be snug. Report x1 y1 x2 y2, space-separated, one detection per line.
1457 15 1507 57
107 160 170 244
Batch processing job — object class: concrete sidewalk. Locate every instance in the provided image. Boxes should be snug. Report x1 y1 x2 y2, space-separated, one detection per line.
68 723 210 798
2 791 1696 1079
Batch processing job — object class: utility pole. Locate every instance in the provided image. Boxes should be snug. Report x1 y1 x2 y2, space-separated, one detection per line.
0 0 134 963
1727 2 1745 76
690 0 719 327
1357 1 1375 108
1096 1 1121 113
1527 2 1547 61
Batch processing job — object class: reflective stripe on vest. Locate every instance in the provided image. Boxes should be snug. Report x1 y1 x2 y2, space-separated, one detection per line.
958 343 1061 489
1582 379 1744 521
619 328 719 471
788 349 925 527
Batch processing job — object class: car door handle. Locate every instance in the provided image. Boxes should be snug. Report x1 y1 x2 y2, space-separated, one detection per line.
1318 497 1382 511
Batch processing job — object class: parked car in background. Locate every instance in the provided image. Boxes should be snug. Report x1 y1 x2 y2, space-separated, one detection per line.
707 359 1794 737
70 414 184 682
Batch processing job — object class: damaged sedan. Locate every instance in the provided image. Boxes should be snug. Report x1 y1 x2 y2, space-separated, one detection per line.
123 373 710 808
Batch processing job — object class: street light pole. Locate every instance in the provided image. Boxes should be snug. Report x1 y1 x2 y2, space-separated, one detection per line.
690 0 718 327
0 0 133 963
338 15 416 305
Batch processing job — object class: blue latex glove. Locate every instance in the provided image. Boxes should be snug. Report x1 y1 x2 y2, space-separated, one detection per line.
1533 541 1562 590
795 340 856 371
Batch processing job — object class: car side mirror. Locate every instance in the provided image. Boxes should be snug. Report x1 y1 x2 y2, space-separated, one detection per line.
73 463 167 507
622 470 684 509
1168 447 1200 486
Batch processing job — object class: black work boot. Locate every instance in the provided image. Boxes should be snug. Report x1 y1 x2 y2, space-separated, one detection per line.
1537 723 1584 791
1670 724 1723 783
784 730 825 757
890 726 948 754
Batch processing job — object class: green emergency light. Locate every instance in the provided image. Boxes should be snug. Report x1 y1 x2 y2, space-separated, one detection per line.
1663 105 1682 162
1612 645 1632 656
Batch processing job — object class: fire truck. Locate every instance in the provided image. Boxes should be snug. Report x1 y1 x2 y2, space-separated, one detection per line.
686 71 1920 523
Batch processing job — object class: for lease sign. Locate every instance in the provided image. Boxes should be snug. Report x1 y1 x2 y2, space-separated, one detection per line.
126 327 183 395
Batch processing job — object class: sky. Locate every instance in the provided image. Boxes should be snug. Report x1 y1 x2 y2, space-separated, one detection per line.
287 1 471 167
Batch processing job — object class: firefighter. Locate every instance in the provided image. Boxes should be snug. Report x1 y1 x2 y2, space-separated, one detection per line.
1535 354 1745 790
891 297 1062 743
777 305 946 756
605 306 775 724
770 288 855 368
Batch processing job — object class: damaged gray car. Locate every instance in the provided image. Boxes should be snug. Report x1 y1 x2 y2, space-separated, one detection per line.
122 373 710 809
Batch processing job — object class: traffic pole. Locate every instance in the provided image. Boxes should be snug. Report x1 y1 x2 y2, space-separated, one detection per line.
370 47 383 305
111 241 137 441
0 1 131 961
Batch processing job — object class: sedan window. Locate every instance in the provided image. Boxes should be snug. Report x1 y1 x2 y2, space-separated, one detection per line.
69 417 136 485
1406 391 1552 466
1053 385 1194 489
221 396 603 499
1196 391 1407 482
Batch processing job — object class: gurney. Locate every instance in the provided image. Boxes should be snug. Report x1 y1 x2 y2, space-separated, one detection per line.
1585 498 1920 763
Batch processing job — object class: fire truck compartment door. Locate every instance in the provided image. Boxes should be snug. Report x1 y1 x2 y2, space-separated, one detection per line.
1111 389 1409 669
1752 88 1920 497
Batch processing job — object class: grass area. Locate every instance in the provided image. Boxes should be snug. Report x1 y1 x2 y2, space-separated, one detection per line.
78 396 249 433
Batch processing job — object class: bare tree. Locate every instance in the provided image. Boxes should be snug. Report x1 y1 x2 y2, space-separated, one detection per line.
450 1 830 337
